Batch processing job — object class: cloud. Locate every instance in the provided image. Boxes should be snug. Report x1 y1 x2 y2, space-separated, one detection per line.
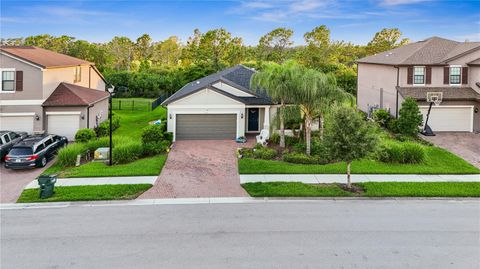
38 6 112 17
456 33 480 42
379 0 432 6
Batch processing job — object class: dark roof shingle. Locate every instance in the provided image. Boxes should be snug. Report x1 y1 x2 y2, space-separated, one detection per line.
397 86 480 101
43 82 109 107
357 37 480 65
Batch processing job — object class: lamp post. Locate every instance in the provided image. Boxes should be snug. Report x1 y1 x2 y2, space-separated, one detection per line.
107 85 115 166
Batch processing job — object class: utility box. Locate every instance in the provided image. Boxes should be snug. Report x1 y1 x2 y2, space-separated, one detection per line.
94 147 110 161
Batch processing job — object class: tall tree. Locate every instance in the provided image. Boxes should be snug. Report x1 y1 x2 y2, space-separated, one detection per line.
152 36 182 66
366 28 409 55
258 28 294 63
107 36 135 71
250 60 301 148
324 107 378 189
135 34 153 63
292 69 351 155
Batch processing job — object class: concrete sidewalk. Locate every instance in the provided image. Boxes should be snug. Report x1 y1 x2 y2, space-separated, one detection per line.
240 174 480 184
25 176 157 189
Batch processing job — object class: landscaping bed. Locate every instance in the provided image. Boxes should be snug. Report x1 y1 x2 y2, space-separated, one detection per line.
17 184 152 203
242 182 480 197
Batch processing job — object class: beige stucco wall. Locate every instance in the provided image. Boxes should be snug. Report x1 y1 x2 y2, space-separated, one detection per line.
398 66 446 87
357 63 398 116
0 54 43 100
87 98 108 128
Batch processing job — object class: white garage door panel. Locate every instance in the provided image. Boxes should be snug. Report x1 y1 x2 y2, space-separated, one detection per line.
48 115 80 141
420 106 473 132
0 116 34 133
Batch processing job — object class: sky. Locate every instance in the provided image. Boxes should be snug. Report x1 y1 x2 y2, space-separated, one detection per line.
1 0 479 46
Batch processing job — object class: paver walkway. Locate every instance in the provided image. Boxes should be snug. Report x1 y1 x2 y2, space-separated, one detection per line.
139 140 252 199
24 176 157 189
240 174 480 183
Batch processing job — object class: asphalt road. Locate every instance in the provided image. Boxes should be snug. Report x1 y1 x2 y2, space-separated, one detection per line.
1 199 479 269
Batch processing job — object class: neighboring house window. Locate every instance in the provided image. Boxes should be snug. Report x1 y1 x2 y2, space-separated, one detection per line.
74 66 81 82
413 67 425 85
449 66 461 85
1 70 15 92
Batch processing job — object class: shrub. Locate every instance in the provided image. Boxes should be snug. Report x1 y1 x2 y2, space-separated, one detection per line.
239 148 254 158
84 137 110 152
372 109 391 127
75 128 96 142
142 140 171 156
253 147 277 160
268 133 299 146
282 152 328 164
164 132 173 142
396 97 423 136
386 118 399 133
376 142 425 164
402 142 425 164
95 114 121 137
269 133 280 144
57 143 86 167
112 142 143 164
141 124 164 144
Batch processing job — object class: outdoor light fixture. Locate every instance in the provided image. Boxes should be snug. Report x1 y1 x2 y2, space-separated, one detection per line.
80 114 85 120
169 113 172 119
240 112 244 119
35 114 40 121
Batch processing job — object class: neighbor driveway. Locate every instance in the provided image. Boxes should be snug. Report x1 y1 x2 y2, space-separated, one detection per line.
423 132 480 168
139 140 252 199
0 162 53 203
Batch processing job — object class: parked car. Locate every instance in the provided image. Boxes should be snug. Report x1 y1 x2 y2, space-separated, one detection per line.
4 134 68 169
0 131 28 160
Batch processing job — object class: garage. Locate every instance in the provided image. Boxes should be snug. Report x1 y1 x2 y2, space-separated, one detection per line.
47 113 80 141
176 114 237 140
420 106 473 132
0 114 34 133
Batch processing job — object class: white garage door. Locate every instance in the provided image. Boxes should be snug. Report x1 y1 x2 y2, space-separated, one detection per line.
420 106 473 132
48 114 80 141
0 116 34 133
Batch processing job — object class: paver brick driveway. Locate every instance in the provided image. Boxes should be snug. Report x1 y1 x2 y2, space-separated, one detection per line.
423 132 480 169
139 140 251 199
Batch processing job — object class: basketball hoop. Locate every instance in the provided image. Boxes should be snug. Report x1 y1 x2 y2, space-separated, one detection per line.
426 92 443 106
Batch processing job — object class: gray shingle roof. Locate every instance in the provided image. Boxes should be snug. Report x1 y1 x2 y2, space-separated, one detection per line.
397 86 480 101
357 37 480 65
162 64 274 105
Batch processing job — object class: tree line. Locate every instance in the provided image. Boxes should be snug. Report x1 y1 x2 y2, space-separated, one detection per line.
1 27 409 98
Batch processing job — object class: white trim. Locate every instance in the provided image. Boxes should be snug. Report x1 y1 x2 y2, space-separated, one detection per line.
168 104 245 109
172 112 240 141
245 105 271 108
0 112 35 117
46 111 81 115
419 105 474 132
0 68 16 93
168 88 245 106
449 65 462 86
0 99 45 106
413 66 426 86
0 52 44 69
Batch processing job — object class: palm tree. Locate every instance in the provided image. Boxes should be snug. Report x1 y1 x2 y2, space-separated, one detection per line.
250 60 301 148
293 69 351 155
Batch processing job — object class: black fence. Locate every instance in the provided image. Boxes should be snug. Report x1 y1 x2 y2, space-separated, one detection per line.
112 94 170 111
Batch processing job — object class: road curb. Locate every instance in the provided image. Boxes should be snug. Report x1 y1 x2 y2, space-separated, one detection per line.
1 196 479 210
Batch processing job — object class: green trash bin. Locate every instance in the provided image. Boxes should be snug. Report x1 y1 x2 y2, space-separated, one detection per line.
38 175 57 199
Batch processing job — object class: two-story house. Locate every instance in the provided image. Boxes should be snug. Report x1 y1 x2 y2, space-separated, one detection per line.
357 37 480 133
0 46 109 140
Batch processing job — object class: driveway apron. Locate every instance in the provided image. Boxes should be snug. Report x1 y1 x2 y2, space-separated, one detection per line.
139 140 250 199
423 132 480 169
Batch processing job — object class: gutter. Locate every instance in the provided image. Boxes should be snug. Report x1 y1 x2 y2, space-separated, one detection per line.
395 65 400 118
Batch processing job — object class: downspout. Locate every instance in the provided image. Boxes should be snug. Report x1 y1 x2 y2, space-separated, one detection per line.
395 65 400 118
89 66 91 88
86 104 93 128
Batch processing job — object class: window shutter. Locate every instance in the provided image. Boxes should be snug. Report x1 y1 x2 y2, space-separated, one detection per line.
443 67 449 84
462 67 468 84
407 67 413 85
425 66 432 84
15 71 23 91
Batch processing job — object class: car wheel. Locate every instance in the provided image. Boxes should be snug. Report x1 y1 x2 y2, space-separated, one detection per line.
39 156 47 168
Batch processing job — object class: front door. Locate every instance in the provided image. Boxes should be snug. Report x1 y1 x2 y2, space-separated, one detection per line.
248 108 259 132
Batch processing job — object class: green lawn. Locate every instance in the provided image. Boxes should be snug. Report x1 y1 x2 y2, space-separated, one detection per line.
242 182 480 197
239 146 480 175
45 155 167 178
113 106 166 139
17 184 152 203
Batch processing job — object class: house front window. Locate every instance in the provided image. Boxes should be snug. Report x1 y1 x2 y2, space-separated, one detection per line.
413 66 425 85
74 66 81 82
450 66 461 85
1 70 15 92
